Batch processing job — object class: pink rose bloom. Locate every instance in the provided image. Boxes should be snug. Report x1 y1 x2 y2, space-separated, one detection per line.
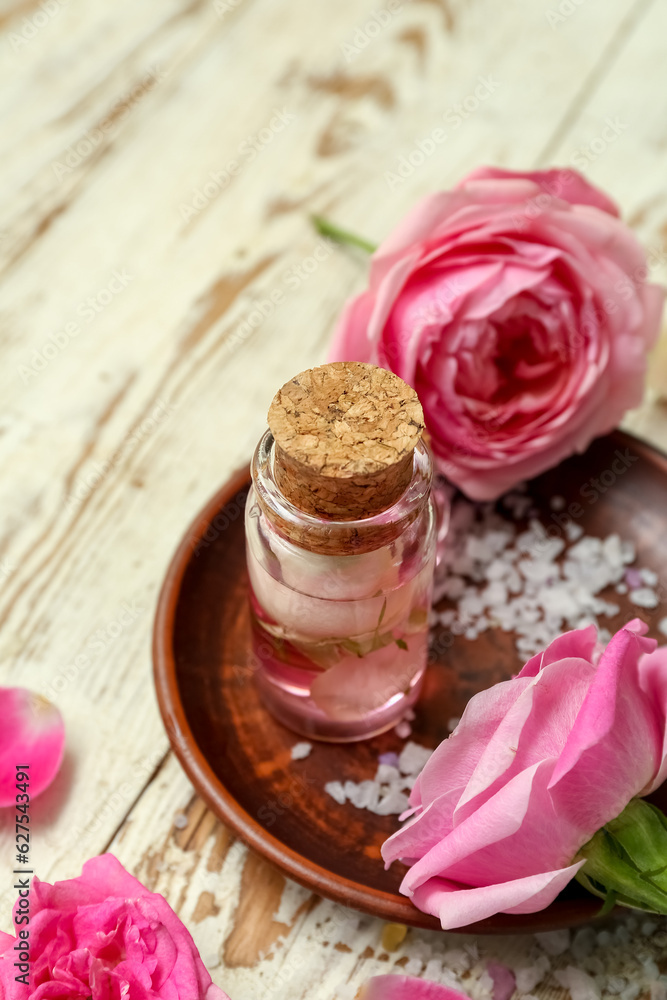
363 976 470 999
0 854 230 999
0 688 65 806
382 620 667 929
329 167 664 499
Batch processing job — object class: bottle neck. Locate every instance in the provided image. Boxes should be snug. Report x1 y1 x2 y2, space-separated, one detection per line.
251 432 433 556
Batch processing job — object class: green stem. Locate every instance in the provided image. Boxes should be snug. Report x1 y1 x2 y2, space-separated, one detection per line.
311 215 377 254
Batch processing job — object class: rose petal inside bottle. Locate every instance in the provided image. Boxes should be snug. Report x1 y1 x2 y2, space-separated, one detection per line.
246 510 435 736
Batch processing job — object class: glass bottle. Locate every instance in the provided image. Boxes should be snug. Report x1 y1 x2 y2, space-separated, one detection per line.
245 362 439 742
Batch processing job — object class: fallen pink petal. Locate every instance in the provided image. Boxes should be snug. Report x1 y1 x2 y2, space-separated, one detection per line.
487 961 517 1000
362 975 471 999
0 688 65 807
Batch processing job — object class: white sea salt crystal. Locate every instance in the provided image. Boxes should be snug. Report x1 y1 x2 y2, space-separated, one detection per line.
375 764 400 784
566 521 584 541
616 582 628 594
424 959 443 981
458 592 485 617
443 949 470 975
603 533 623 564
515 955 550 991
344 780 359 799
569 536 602 561
404 958 424 977
432 492 660 669
466 536 494 562
519 558 556 584
370 787 410 816
394 720 412 739
173 813 188 830
550 495 566 510
542 537 567 560
516 529 544 553
399 741 433 775
641 567 659 586
620 985 641 1000
442 576 466 599
621 540 636 563
607 977 628 995
641 920 658 936
536 584 578 618
584 956 604 976
658 617 667 637
350 780 380 810
290 742 312 760
324 781 346 805
440 969 464 990
481 580 508 607
476 970 495 996
450 553 475 576
615 923 630 947
630 587 659 609
535 928 571 955
485 557 511 580
643 958 660 979
554 966 600 1000
407 940 434 963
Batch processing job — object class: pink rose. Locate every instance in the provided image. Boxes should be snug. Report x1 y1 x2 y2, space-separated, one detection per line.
329 167 664 500
382 620 667 929
0 688 65 806
363 977 470 999
0 854 230 999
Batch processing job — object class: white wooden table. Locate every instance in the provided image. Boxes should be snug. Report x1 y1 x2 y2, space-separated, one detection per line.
1 0 666 996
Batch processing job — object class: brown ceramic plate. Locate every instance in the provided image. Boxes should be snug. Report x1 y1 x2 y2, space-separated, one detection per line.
153 429 667 934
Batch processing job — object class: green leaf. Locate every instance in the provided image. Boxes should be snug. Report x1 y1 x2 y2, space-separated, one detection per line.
395 638 408 650
575 799 667 914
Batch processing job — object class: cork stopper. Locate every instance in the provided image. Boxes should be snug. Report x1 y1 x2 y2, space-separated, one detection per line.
268 362 424 520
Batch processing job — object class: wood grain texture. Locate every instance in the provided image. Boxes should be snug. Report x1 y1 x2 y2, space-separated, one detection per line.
0 0 666 995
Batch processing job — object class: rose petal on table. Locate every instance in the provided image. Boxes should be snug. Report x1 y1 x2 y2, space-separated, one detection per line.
0 687 65 806
487 961 516 1000
362 975 471 999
